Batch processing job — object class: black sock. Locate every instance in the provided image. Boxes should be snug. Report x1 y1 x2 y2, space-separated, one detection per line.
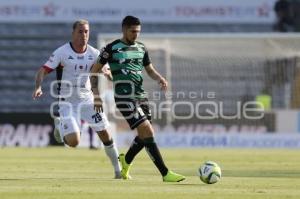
125 136 144 164
143 137 168 176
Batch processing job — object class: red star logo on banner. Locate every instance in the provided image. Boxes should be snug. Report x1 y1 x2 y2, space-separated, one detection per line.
43 3 59 16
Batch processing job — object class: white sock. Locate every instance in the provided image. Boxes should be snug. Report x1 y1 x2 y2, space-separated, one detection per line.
104 142 121 173
54 116 64 141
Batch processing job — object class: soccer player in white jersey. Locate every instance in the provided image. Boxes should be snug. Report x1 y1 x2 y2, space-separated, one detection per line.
32 19 121 179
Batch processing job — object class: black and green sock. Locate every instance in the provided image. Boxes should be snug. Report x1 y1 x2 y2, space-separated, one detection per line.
143 137 168 176
125 136 144 164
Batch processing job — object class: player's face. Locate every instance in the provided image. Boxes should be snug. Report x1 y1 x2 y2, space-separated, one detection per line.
123 25 141 45
72 24 89 47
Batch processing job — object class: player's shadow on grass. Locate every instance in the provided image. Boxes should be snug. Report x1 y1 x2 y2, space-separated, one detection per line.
168 183 206 186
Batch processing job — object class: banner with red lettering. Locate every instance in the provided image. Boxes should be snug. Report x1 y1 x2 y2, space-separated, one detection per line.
0 0 276 23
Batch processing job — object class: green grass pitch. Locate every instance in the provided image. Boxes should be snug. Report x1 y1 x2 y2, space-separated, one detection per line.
0 147 300 199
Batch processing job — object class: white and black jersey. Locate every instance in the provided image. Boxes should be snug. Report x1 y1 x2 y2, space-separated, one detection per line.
43 42 100 102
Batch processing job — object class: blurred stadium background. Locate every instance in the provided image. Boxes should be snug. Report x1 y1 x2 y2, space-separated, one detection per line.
1 0 300 148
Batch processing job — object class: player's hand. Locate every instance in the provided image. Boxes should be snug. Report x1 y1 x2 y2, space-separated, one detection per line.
94 97 103 112
32 87 43 100
102 67 113 81
159 77 168 92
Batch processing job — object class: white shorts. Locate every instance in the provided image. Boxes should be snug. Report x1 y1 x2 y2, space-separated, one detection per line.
58 98 109 136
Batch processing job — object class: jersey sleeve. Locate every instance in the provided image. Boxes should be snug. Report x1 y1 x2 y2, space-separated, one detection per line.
93 49 101 65
97 44 112 65
143 46 151 66
43 48 62 73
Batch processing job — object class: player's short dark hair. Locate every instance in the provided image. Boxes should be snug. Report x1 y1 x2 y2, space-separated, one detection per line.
73 19 89 30
122 16 141 28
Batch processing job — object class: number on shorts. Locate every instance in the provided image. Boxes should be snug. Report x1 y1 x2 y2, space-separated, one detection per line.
92 113 102 123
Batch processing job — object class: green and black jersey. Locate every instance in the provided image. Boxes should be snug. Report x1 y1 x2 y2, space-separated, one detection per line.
98 39 151 99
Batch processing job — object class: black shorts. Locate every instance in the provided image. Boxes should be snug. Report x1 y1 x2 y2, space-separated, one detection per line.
115 97 152 129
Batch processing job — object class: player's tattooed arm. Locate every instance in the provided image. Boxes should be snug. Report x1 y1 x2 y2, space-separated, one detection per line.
90 63 104 112
32 67 49 99
90 75 98 91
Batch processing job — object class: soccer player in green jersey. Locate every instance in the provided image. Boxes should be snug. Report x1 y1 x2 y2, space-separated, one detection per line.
90 16 185 182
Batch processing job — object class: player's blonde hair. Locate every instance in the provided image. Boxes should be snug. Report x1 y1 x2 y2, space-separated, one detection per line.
72 19 89 30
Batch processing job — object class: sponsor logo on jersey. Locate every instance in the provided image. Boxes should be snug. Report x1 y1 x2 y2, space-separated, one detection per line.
77 56 84 60
68 55 74 59
101 51 109 59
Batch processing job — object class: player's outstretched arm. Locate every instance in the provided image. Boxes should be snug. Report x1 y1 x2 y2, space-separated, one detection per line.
145 63 168 91
32 67 49 100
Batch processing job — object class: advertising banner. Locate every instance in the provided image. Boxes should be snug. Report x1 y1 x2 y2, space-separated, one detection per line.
0 113 55 147
117 132 300 148
0 0 276 23
0 112 298 148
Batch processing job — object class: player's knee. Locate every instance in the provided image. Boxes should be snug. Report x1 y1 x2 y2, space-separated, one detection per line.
65 139 79 147
137 120 154 138
65 140 79 147
64 133 80 147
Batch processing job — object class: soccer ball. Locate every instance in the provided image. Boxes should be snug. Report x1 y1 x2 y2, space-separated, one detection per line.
198 161 221 184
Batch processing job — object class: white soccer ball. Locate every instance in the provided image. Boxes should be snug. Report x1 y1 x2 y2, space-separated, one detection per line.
198 161 222 184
